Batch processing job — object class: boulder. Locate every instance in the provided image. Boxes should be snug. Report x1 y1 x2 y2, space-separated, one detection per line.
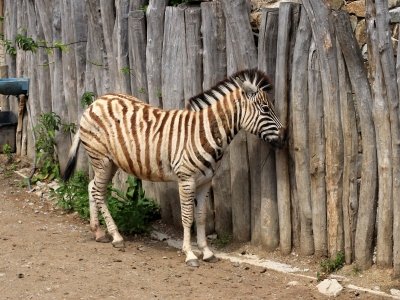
317 279 343 297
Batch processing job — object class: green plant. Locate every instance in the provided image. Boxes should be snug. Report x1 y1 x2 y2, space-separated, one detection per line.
53 173 160 234
2 143 12 161
138 87 147 95
352 265 362 276
81 91 96 108
156 90 162 98
107 175 160 234
170 0 189 6
212 232 232 249
33 112 62 182
320 252 345 274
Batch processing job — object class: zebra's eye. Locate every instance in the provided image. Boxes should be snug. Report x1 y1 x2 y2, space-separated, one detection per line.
261 105 270 113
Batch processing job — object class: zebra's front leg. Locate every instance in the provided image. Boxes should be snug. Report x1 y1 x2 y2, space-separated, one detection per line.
194 181 218 263
178 180 199 267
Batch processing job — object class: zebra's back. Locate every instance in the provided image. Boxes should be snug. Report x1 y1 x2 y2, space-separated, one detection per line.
80 93 180 182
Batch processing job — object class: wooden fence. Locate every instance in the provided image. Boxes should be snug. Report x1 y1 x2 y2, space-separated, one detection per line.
2 0 400 274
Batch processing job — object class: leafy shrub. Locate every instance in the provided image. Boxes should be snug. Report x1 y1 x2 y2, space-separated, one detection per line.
52 172 160 234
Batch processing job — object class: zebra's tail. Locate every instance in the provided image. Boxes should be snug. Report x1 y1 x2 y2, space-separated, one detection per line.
63 129 81 182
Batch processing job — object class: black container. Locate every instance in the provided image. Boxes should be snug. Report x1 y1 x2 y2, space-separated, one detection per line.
0 111 18 153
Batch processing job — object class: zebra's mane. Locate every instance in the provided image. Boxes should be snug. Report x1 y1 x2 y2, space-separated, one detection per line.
186 69 273 112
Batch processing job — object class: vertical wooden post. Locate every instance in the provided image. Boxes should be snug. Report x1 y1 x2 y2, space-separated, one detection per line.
221 0 257 243
302 0 344 258
160 6 187 228
274 2 294 255
308 41 327 258
128 10 148 102
201 1 231 237
337 39 359 265
146 0 168 108
257 7 279 249
334 10 377 271
291 7 314 256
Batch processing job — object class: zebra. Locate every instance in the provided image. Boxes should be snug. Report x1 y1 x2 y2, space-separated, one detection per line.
63 69 285 267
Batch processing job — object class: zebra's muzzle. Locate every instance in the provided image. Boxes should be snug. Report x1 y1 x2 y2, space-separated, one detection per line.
267 127 286 149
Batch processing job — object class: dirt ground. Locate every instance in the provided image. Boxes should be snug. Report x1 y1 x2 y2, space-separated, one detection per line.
0 155 398 299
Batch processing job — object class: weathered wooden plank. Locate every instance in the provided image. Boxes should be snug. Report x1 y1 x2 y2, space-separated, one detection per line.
274 2 294 255
128 10 148 102
183 6 202 103
4 0 17 82
222 0 256 243
142 0 168 205
367 0 396 269
337 39 358 265
0 66 9 111
334 10 377 270
16 94 25 156
395 12 400 278
201 1 227 91
160 6 186 228
99 0 116 92
256 7 279 249
113 0 131 94
302 0 344 259
50 0 68 171
291 7 313 256
146 0 168 108
70 0 89 173
201 1 231 237
308 41 327 258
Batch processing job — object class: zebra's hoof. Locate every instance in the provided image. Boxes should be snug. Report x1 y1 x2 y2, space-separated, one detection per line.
186 259 200 267
112 240 125 248
96 236 111 243
203 255 218 263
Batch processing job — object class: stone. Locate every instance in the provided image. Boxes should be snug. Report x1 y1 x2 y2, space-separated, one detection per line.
349 15 358 31
287 281 299 286
355 19 367 46
390 289 400 297
317 279 343 297
389 0 400 9
343 0 366 18
327 0 343 10
390 7 400 23
251 12 262 31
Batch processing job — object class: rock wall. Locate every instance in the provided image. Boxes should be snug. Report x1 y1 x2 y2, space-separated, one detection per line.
250 0 400 59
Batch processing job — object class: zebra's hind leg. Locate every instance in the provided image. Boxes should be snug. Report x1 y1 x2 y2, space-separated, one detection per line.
194 181 218 263
88 179 109 243
178 179 199 267
89 159 124 248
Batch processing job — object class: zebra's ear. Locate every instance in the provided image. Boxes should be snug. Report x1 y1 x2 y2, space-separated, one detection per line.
236 77 257 94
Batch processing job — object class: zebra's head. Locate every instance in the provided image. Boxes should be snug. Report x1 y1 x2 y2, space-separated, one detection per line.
235 71 286 149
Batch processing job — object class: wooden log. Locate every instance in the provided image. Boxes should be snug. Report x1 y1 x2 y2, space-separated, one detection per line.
160 6 186 228
35 3 51 114
113 0 131 94
308 41 328 258
51 0 69 171
146 0 168 108
256 7 279 249
128 10 148 102
4 0 17 80
16 94 26 157
142 0 168 205
183 6 202 104
333 10 377 271
302 0 344 259
291 7 314 256
201 1 227 91
274 2 294 255
71 0 89 173
201 1 231 237
222 0 256 243
99 0 116 92
0 66 9 111
337 39 358 265
367 0 397 269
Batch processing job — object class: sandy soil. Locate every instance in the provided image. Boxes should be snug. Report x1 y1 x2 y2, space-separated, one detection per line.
0 155 396 299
